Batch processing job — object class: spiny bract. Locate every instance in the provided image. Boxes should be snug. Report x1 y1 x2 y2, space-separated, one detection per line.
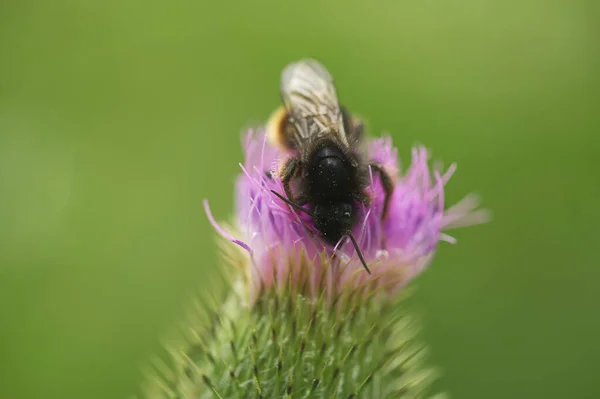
142 278 441 399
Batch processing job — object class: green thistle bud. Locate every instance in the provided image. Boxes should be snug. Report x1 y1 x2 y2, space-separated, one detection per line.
143 269 439 398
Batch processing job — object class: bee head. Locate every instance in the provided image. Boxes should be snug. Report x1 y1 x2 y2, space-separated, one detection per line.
313 202 353 245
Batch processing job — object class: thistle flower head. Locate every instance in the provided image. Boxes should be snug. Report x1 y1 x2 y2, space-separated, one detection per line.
143 127 488 399
205 129 489 303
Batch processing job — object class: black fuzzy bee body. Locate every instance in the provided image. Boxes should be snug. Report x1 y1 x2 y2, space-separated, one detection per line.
267 59 394 274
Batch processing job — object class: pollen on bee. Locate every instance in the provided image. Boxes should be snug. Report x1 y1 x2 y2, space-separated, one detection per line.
266 106 289 150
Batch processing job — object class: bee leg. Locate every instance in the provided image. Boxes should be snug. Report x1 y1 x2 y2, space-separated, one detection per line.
278 159 314 237
352 192 371 206
295 194 309 206
369 163 394 221
280 156 300 202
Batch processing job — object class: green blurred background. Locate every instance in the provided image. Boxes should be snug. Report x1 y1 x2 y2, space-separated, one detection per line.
1 0 598 398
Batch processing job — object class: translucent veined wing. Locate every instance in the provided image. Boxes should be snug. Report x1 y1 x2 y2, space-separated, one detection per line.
279 59 349 149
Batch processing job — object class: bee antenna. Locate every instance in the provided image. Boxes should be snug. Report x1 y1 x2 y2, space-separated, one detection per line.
346 232 371 275
270 190 314 217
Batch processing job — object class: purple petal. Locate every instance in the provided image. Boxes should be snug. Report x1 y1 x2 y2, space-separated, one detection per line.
203 200 252 253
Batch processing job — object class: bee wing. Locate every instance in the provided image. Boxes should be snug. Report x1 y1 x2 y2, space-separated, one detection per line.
279 59 349 149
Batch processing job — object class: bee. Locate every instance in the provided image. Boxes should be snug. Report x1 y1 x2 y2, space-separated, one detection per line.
267 59 394 274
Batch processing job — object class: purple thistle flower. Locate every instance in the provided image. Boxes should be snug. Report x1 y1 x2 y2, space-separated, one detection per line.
204 129 489 302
